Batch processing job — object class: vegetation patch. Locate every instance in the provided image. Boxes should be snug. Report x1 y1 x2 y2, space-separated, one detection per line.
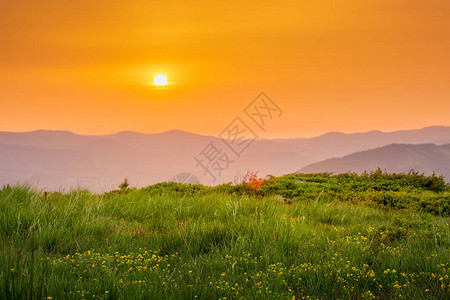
1 172 449 299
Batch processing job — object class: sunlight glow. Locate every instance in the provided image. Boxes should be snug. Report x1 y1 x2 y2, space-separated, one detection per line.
154 74 168 86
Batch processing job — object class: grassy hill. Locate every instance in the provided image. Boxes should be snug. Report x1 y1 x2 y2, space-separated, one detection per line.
1 172 449 299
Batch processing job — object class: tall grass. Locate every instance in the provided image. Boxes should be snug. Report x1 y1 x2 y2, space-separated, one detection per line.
0 174 449 299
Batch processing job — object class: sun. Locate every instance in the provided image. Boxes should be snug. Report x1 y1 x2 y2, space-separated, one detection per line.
154 74 168 86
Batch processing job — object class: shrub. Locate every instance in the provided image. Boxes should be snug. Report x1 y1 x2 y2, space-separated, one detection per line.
244 171 265 190
233 170 265 191
119 178 129 190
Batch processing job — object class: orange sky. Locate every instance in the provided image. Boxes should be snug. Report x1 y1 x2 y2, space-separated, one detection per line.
1 0 449 138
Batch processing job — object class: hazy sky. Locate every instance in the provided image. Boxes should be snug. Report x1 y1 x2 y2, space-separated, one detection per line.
1 0 449 137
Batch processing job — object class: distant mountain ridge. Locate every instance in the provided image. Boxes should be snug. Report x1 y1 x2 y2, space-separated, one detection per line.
299 143 450 182
274 125 450 160
1 126 450 191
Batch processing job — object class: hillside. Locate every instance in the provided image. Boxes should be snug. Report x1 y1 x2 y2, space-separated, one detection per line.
1 172 449 299
299 143 450 181
276 125 450 160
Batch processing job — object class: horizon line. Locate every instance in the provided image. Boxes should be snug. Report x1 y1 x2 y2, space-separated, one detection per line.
0 125 449 140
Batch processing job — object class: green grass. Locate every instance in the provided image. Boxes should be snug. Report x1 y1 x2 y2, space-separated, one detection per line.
1 172 449 299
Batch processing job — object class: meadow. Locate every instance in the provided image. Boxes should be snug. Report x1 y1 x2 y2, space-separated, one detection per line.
1 171 449 299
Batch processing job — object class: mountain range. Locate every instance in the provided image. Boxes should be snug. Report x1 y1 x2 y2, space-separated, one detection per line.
1 126 450 191
299 143 450 180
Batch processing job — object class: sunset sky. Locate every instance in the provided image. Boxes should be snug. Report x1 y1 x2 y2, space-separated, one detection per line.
1 0 449 138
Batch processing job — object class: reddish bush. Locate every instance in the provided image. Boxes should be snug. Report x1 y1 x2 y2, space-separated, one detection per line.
237 170 265 190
